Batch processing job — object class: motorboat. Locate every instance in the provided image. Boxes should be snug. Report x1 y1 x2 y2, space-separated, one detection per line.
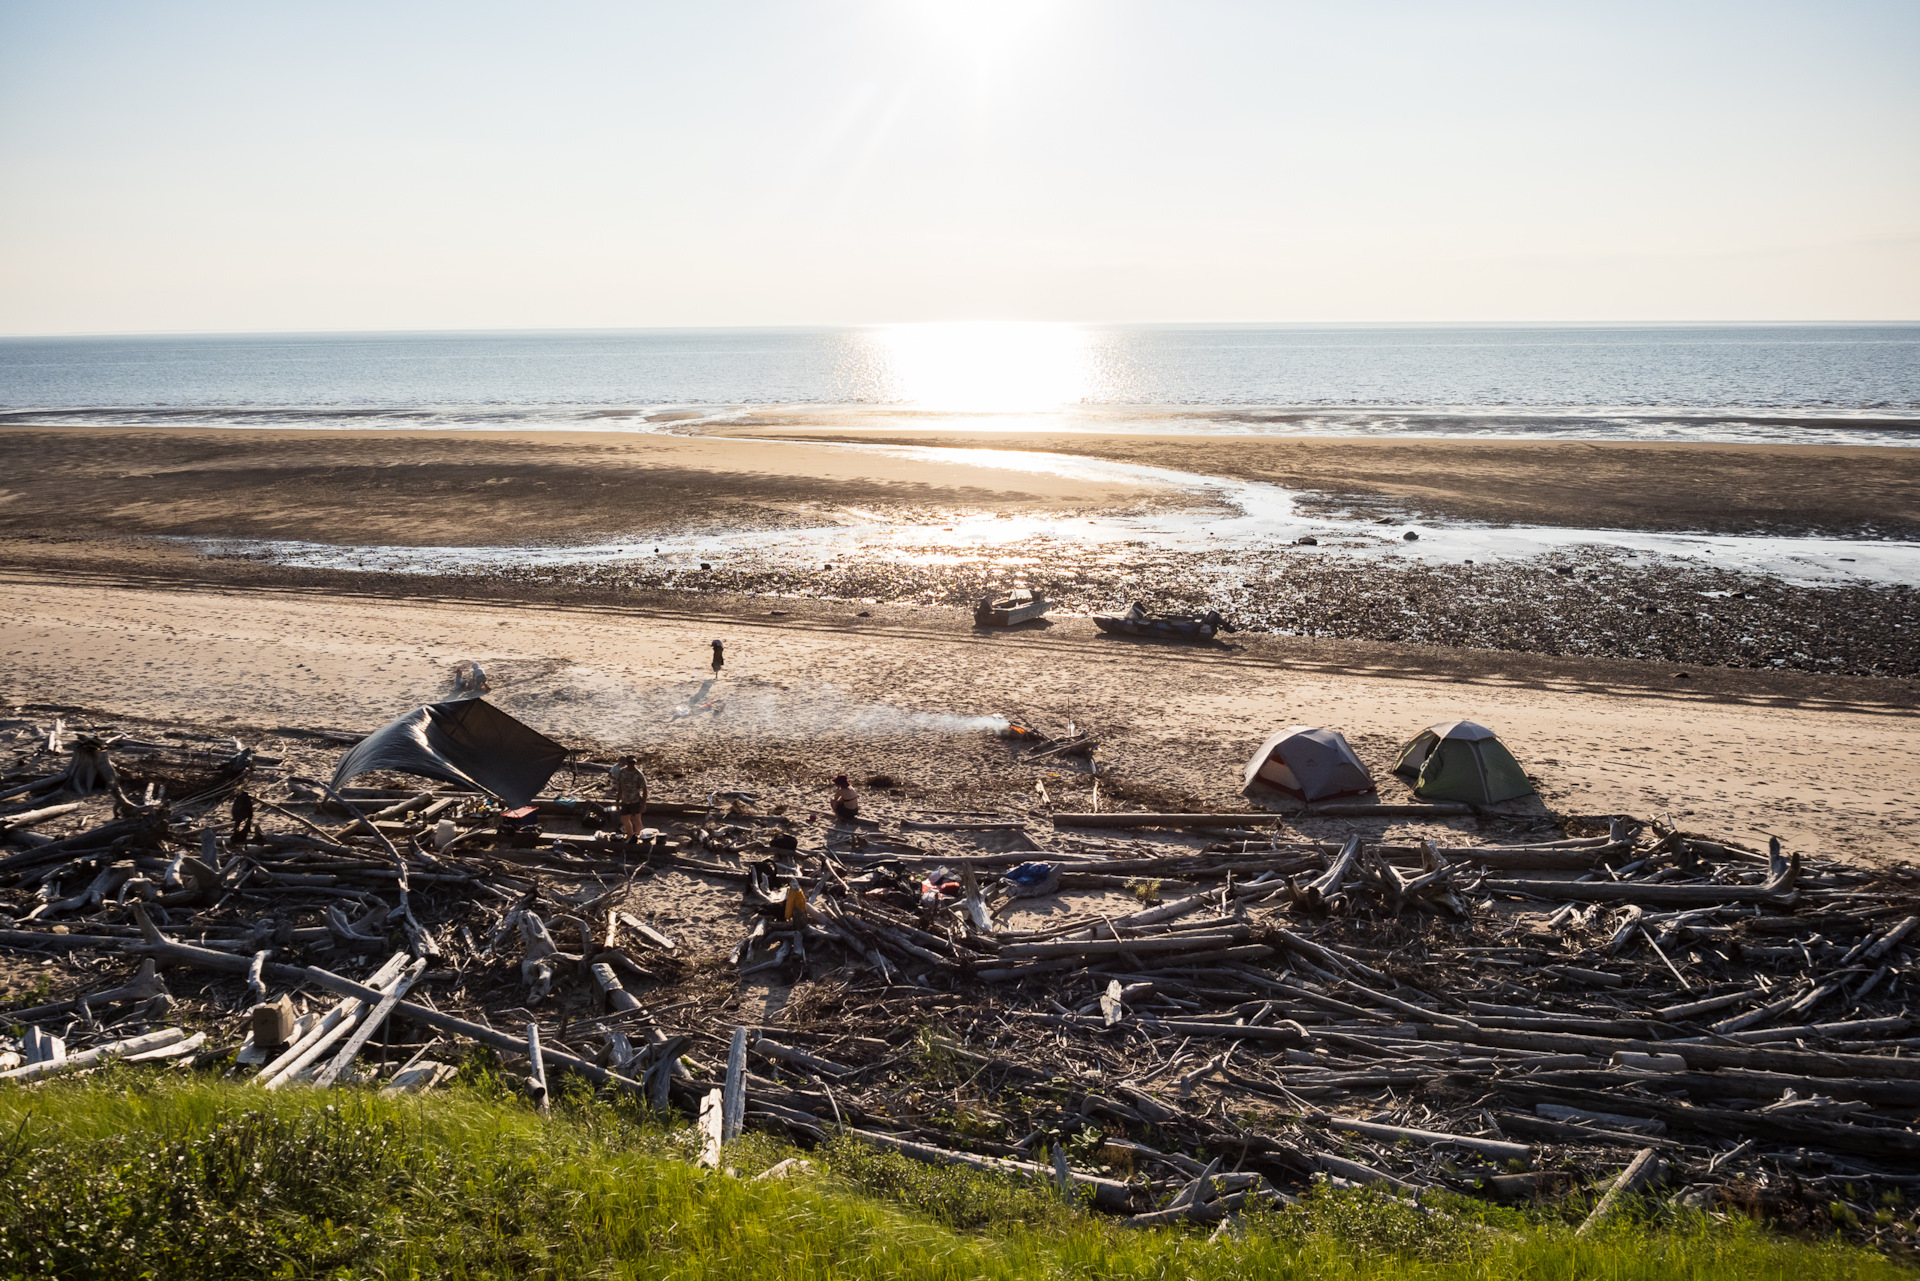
1092 601 1234 641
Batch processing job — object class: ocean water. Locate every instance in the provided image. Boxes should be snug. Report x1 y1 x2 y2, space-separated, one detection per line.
1 323 1917 443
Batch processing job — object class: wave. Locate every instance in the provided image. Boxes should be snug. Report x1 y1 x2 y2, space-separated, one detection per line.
6 400 1920 446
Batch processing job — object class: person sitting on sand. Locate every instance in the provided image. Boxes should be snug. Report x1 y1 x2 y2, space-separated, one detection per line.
828 774 859 824
609 754 649 843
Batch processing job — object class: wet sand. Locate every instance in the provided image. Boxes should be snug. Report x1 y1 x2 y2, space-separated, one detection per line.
0 426 1163 547
1 423 1915 545
707 418 1920 538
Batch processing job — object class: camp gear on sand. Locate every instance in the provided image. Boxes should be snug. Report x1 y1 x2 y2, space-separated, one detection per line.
1002 862 1062 898
1242 726 1377 802
1393 719 1533 804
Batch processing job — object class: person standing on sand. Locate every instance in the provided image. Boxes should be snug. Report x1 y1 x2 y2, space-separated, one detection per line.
828 774 859 824
609 754 648 844
710 639 725 676
230 789 256 845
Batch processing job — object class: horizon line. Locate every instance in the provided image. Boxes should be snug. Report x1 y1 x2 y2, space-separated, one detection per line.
5 318 1920 342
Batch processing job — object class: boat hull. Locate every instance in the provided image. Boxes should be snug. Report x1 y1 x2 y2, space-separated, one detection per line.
1093 615 1218 641
974 596 1050 627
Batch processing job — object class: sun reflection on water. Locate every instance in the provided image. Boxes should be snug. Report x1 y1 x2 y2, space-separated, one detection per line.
860 322 1094 410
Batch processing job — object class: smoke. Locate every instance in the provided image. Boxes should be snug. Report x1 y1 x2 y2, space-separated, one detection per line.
845 707 1009 736
472 662 1009 746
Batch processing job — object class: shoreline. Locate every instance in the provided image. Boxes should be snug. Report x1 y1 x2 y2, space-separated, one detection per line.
2 422 1917 540
2 422 1916 679
8 398 1920 438
8 536 1920 681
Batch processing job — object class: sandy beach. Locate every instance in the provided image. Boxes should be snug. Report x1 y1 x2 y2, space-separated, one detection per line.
1 422 1914 862
2 565 1914 862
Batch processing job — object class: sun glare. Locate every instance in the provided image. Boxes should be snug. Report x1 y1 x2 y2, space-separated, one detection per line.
869 322 1092 410
912 0 1054 55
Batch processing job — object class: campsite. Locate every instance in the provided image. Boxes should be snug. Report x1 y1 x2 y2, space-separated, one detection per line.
3 645 1917 1259
2 3 1914 1273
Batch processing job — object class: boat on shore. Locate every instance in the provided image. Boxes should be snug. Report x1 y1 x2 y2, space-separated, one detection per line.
1093 602 1235 641
974 589 1050 627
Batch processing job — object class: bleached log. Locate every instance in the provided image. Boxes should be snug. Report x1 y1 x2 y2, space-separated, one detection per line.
1866 916 1917 961
22 1028 63 1066
1486 854 1798 908
125 1031 204 1062
591 961 641 1014
310 958 428 1087
697 1088 725 1167
0 1027 187 1082
722 1027 747 1143
338 792 433 837
1418 1021 1920 1080
1314 1151 1425 1191
1710 986 1810 1034
1656 987 1760 1021
751 1036 852 1078
245 949 271 1008
384 1060 457 1093
1537 1104 1666 1135
846 1127 1137 1212
260 953 410 1088
1326 1116 1530 1165
615 912 676 952
1713 1015 1910 1045
0 802 84 832
1053 812 1305 829
1305 836 1362 901
1107 893 1214 933
994 928 1250 961
3 958 168 1023
526 1022 550 1113
1577 1148 1662 1235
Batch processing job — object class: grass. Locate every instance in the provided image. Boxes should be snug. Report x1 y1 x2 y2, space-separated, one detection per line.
0 1070 1909 1280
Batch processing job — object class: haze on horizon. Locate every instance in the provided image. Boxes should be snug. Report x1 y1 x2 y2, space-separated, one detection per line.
0 0 1915 337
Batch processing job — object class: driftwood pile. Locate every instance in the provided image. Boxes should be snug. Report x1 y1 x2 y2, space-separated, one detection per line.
2 710 1917 1246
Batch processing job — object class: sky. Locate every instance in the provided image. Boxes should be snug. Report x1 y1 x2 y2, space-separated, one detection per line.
0 0 1915 334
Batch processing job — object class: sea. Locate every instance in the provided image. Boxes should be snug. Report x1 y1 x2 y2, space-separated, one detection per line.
1 323 1917 444
5 323 1916 586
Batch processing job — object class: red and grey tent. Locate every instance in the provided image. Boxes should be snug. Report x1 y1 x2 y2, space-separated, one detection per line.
1241 726 1377 802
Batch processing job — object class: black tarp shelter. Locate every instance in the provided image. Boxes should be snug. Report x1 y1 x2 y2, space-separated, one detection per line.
330 699 568 807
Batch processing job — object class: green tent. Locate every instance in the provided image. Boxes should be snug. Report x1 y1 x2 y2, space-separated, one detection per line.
1393 720 1533 804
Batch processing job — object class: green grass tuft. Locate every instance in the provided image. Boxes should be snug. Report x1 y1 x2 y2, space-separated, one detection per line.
0 1074 1908 1280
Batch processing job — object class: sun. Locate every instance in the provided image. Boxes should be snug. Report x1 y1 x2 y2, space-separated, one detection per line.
868 322 1093 411
909 0 1059 61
